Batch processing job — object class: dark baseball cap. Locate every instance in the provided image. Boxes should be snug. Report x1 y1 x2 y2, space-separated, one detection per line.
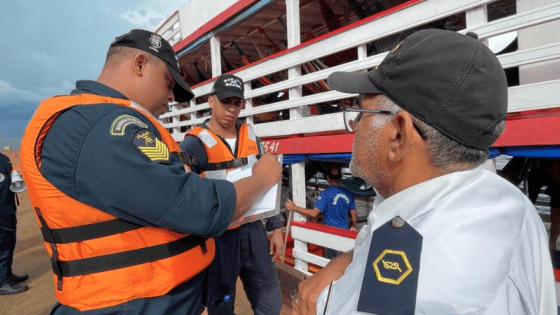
328 29 508 150
110 29 194 102
210 74 245 100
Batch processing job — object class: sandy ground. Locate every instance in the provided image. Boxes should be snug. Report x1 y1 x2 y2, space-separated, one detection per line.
0 150 292 315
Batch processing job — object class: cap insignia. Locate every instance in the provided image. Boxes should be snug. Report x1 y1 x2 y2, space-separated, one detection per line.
149 34 162 52
224 77 242 89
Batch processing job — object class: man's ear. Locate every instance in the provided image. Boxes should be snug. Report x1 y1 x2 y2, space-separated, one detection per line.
208 95 215 110
134 54 148 76
387 111 415 162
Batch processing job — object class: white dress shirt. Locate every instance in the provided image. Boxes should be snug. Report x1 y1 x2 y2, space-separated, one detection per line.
316 167 557 314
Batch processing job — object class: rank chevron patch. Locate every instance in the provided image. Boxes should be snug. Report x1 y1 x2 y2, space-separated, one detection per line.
132 129 170 164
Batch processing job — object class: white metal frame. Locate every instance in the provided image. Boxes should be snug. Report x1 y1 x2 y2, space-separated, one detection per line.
157 0 560 275
290 224 356 276
156 10 182 46
159 0 560 143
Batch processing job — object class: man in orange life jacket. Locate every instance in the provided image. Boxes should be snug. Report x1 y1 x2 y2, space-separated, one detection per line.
20 29 281 315
180 74 283 315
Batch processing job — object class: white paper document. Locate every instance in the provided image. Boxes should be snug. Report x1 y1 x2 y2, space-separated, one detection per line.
226 154 282 228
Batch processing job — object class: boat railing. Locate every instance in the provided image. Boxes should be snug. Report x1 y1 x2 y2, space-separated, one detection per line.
159 0 560 142
289 221 357 276
156 10 182 46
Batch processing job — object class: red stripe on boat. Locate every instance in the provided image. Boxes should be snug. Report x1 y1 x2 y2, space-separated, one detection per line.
291 221 358 239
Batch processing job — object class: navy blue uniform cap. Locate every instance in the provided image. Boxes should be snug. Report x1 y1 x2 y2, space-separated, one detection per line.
111 29 194 102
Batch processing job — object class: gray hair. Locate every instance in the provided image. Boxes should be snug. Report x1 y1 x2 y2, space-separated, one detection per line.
372 95 505 171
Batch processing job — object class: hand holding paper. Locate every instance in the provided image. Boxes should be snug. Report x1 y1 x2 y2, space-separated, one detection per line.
228 153 282 228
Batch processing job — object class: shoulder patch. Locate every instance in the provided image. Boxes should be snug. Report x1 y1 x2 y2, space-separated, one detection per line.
357 216 422 315
0 173 5 183
132 128 170 164
111 115 148 136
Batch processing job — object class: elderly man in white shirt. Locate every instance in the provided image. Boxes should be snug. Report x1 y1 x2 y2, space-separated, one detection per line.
295 29 557 315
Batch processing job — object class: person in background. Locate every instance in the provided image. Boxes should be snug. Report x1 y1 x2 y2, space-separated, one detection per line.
527 158 560 253
0 152 28 295
295 29 556 315
20 29 281 315
180 74 283 315
285 165 357 258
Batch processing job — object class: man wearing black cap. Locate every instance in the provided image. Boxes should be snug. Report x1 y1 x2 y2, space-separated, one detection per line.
180 74 283 315
20 30 281 315
295 29 556 315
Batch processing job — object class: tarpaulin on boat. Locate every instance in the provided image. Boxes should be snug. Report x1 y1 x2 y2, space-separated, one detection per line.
177 0 277 58
492 146 560 158
281 150 559 165
282 153 352 165
282 154 307 165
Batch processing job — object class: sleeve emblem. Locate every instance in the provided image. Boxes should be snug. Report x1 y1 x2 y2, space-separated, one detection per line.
132 129 170 164
111 115 149 136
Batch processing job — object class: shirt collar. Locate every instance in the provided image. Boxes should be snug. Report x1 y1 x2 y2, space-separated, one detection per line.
71 80 129 100
71 80 161 125
368 166 485 231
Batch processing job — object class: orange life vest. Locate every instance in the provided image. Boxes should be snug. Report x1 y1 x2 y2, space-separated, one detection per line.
187 124 260 228
187 124 260 179
20 94 215 311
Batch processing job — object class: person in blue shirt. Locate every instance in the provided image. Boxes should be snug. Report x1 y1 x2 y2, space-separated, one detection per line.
285 166 357 258
0 152 29 295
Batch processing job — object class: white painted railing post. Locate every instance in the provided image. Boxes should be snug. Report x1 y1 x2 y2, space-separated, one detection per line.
357 43 368 61
189 98 197 128
286 0 308 272
286 0 301 48
290 161 308 272
210 35 222 77
466 4 489 45
245 81 254 125
287 0 303 120
171 103 180 135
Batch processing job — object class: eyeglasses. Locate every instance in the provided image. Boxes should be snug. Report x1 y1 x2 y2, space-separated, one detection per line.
342 98 428 140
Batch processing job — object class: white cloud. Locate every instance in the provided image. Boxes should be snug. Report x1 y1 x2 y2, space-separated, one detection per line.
28 50 59 65
0 78 76 104
118 0 189 29
120 8 167 28
0 79 42 102
37 80 75 98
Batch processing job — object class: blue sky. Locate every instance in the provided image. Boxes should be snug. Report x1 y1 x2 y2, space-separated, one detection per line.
0 0 188 149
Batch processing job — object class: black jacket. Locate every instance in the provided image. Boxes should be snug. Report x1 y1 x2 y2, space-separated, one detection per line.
0 153 16 217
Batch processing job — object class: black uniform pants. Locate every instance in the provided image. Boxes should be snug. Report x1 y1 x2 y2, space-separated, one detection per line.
0 214 16 287
204 221 282 315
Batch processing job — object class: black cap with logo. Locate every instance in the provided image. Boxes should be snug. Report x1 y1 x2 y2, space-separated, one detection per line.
110 29 194 102
210 74 245 100
327 29 508 150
